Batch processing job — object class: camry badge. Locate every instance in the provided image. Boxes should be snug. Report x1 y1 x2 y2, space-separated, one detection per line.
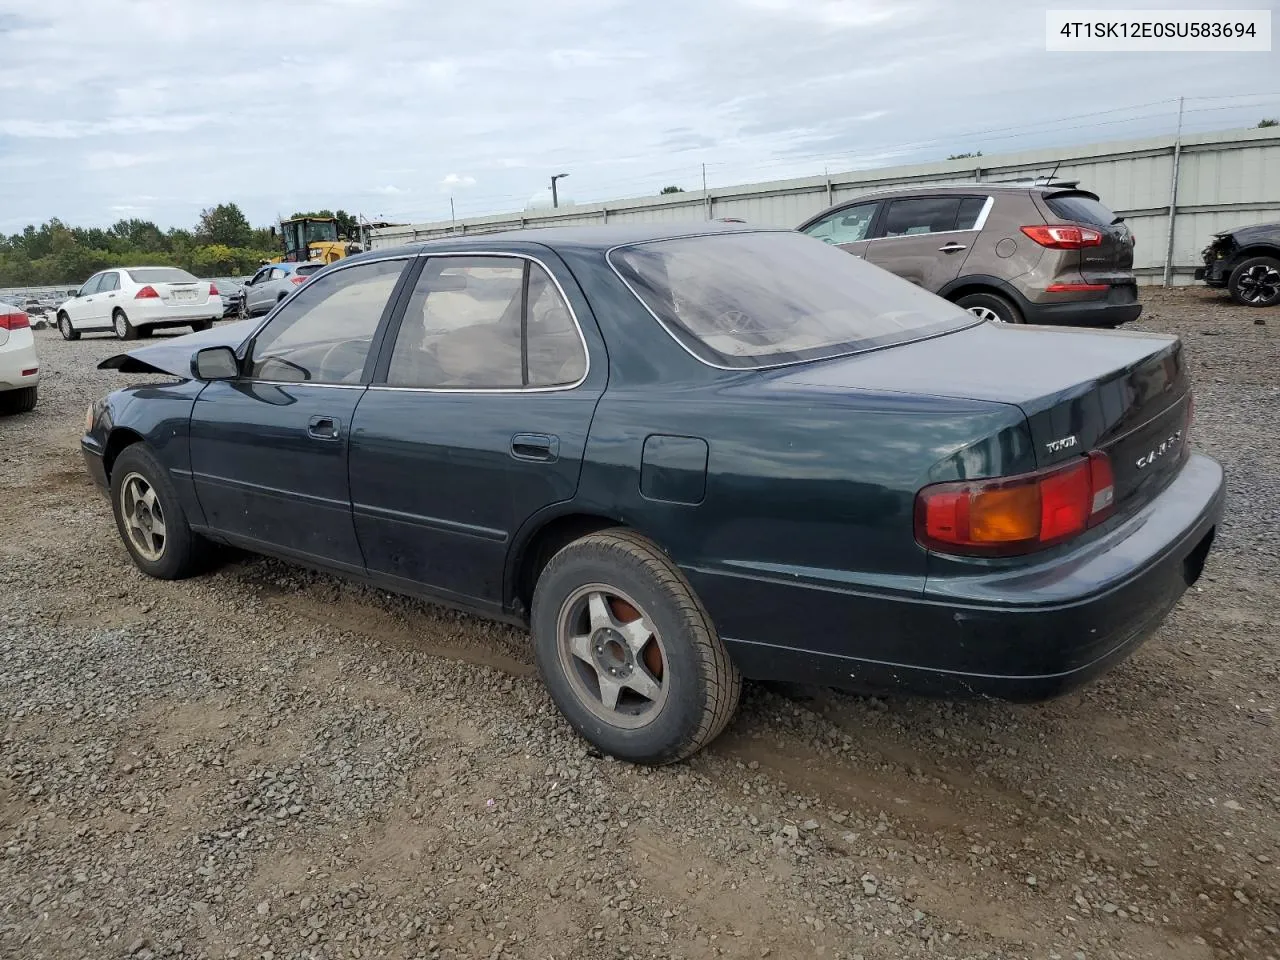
1136 430 1183 470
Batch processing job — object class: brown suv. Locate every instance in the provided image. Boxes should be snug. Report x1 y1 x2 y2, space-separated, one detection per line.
796 181 1141 327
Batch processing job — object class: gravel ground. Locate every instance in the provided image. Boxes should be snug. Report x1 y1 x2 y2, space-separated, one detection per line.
1 287 1277 960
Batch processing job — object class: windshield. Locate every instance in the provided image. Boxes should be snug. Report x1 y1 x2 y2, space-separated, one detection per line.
609 231 976 368
126 268 198 283
296 263 324 275
304 220 338 243
1044 192 1119 226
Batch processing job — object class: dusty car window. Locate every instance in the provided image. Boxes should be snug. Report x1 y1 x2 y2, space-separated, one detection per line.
386 257 585 389
247 259 404 383
955 196 989 230
610 230 976 368
880 197 963 236
802 201 877 245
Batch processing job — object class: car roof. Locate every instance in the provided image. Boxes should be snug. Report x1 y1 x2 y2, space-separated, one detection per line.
349 222 780 263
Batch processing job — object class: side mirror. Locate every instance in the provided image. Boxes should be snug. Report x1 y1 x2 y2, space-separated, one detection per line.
192 346 239 381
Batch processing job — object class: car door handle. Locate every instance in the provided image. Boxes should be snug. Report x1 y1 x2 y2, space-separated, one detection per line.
307 415 341 440
938 242 967 253
510 433 559 462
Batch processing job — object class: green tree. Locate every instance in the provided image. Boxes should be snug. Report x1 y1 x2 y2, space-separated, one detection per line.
660 185 685 195
1258 118 1279 128
947 150 983 160
197 203 253 247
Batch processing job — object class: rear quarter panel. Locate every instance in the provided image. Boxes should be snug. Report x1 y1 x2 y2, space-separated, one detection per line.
575 376 1031 663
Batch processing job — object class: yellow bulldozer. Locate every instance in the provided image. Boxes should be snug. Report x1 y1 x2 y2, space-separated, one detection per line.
269 216 363 265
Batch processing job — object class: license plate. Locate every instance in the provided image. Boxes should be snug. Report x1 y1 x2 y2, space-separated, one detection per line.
171 289 196 302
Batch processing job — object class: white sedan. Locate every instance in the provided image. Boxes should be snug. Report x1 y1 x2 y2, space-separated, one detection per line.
56 266 222 341
0 305 39 414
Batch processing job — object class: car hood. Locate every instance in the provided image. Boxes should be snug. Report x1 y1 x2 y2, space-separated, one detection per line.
97 318 258 376
1214 221 1280 242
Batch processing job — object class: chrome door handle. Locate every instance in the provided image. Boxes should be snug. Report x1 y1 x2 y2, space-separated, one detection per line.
939 242 967 253
307 416 341 440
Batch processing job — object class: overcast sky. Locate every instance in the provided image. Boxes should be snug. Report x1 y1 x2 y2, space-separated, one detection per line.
0 0 1276 233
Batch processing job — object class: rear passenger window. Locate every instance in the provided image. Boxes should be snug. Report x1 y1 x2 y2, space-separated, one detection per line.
880 198 962 237
386 257 586 389
955 197 989 230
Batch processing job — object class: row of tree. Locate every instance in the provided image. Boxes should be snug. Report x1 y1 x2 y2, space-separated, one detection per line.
0 203 357 287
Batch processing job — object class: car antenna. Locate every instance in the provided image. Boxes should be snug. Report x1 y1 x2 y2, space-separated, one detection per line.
1046 159 1062 184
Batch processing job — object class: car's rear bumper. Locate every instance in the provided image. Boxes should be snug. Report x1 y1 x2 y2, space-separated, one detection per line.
131 300 222 324
1021 285 1143 327
708 452 1224 701
0 330 40 390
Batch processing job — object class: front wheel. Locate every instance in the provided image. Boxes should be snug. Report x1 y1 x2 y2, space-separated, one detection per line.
530 529 741 764
109 444 210 579
57 312 80 341
1228 256 1280 308
112 309 138 340
955 291 1023 324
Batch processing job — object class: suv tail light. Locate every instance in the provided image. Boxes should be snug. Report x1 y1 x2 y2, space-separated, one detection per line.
0 310 31 330
290 275 307 285
135 285 160 299
915 452 1115 556
1020 224 1103 249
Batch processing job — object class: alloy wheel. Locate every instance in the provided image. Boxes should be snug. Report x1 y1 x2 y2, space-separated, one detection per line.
1237 264 1280 305
556 584 669 729
119 472 166 562
968 306 1003 322
114 313 128 338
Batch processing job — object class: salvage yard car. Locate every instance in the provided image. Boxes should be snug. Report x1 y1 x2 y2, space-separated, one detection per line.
798 181 1141 327
1196 220 1280 307
0 304 39 414
81 224 1224 764
57 267 224 340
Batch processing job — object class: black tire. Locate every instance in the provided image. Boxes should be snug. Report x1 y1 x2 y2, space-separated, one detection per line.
0 385 37 415
57 312 80 341
530 529 741 764
1228 256 1280 308
191 319 213 332
112 308 138 340
109 444 210 579
955 291 1023 324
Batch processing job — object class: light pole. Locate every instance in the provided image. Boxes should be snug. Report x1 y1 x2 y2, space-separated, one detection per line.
550 172 569 208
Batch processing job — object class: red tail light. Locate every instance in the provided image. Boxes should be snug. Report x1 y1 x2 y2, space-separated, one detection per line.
290 275 307 285
209 283 219 297
135 285 160 299
0 310 30 330
1020 225 1103 250
915 451 1115 557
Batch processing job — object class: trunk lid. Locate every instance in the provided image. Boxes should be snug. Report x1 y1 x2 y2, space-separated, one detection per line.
158 281 208 305
1037 190 1136 285
779 322 1191 515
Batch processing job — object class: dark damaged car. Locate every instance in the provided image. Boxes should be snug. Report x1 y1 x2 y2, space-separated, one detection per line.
81 225 1225 764
1196 221 1280 307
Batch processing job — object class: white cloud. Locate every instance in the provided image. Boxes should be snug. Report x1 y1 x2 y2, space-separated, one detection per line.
0 0 1276 232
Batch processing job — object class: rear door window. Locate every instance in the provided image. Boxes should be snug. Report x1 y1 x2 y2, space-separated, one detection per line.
99 273 120 292
955 196 989 230
1044 192 1118 226
878 197 963 237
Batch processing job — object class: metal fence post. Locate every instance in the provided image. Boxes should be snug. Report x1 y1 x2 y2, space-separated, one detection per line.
1162 97 1185 287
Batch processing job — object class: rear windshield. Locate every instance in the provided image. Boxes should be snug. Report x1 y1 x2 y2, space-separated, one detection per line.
296 263 324 275
608 231 976 368
126 268 198 283
1043 192 1119 226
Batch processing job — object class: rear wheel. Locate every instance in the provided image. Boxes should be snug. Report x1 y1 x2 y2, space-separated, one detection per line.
1228 256 1280 308
955 291 1023 324
57 312 80 341
109 444 210 579
530 529 741 764
0 385 37 415
112 309 138 340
